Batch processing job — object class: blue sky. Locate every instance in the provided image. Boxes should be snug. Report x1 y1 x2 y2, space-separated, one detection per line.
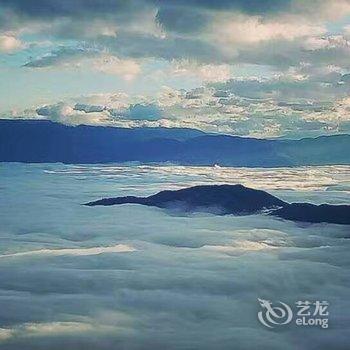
1 0 350 138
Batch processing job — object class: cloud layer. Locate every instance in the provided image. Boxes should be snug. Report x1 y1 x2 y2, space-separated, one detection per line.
0 163 349 349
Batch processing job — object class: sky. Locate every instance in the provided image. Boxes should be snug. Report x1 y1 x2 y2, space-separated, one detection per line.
1 0 350 138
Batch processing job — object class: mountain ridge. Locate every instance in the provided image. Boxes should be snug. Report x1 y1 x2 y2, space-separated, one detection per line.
1 119 349 166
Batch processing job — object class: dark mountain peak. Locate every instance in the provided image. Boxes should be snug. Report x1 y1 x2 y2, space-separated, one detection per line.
85 184 286 215
273 203 350 225
148 184 285 209
85 184 350 225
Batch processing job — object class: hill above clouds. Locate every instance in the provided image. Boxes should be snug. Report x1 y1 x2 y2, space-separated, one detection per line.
85 184 350 225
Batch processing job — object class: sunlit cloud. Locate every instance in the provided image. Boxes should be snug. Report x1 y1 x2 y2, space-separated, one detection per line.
0 244 136 259
0 33 23 52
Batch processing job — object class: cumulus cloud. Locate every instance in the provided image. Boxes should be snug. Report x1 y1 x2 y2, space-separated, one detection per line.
29 62 350 136
36 102 110 125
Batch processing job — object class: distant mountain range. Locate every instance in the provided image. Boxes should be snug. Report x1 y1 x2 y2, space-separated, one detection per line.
1 119 349 166
85 184 350 225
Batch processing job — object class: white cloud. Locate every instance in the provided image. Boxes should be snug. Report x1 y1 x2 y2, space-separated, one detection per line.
0 244 136 258
304 35 350 51
0 33 23 53
18 322 95 336
169 60 232 82
25 68 350 137
212 15 326 46
0 320 130 343
36 102 111 125
0 328 13 341
91 55 141 81
301 95 350 127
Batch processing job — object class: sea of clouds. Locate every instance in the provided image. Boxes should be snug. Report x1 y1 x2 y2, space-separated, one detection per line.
0 163 349 349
